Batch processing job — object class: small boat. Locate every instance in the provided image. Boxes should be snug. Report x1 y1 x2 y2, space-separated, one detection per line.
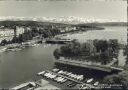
37 71 46 76
0 47 7 52
94 81 99 86
87 78 94 83
12 82 36 90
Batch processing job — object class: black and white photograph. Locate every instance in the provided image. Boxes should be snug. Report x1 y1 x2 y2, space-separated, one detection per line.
0 0 127 89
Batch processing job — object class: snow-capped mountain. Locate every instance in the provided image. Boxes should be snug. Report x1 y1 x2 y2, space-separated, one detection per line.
0 16 126 24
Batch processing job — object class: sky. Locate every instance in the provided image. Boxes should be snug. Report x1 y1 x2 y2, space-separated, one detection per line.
0 0 127 21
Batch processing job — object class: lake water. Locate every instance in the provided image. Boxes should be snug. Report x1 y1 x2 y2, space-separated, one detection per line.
0 26 127 88
0 44 59 88
62 26 127 44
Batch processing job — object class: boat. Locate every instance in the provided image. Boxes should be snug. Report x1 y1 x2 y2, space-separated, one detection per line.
87 78 94 83
12 82 36 90
37 71 46 76
0 47 7 52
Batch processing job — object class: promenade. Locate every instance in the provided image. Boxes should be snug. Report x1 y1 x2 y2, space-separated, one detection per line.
55 58 123 72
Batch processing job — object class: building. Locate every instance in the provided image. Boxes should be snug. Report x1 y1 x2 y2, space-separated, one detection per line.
16 26 25 36
0 26 25 42
0 28 14 37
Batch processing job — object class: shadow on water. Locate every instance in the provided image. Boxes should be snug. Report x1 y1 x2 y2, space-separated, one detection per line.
54 63 119 80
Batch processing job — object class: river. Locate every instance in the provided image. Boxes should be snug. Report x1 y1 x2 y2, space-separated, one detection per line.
0 26 127 88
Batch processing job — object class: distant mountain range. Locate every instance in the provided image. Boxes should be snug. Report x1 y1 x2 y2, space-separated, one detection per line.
0 16 127 26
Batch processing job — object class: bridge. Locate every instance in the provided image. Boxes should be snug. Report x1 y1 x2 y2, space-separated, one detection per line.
54 59 124 72
45 38 72 44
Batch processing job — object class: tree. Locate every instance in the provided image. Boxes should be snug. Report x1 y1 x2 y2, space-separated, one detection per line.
124 45 128 64
53 49 60 59
0 39 8 46
103 71 128 89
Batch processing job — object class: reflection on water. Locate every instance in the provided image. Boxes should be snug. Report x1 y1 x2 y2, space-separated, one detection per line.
0 26 127 88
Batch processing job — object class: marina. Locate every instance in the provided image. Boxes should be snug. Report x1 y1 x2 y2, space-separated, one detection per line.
12 67 125 90
12 69 100 90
